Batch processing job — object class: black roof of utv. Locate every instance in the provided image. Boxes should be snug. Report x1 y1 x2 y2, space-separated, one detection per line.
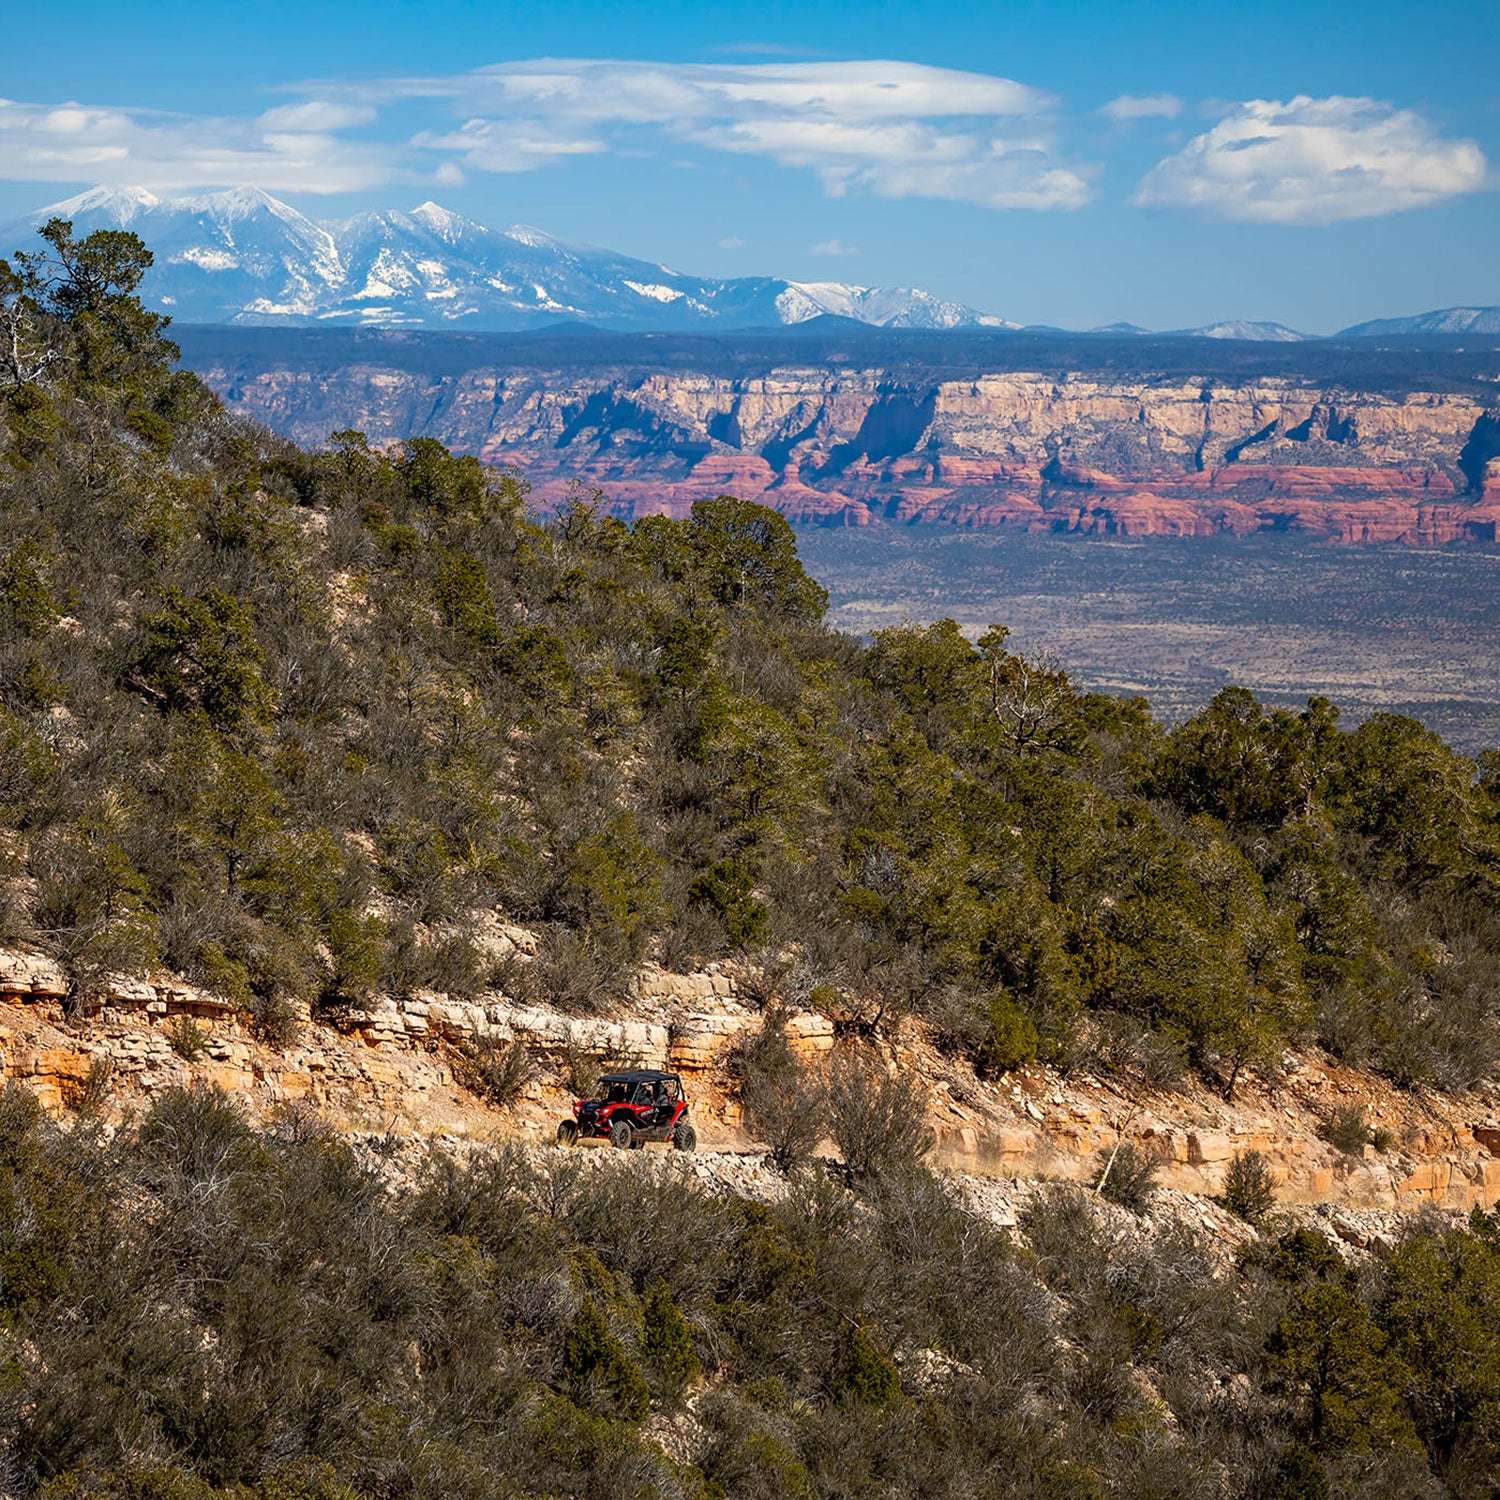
598 1070 680 1085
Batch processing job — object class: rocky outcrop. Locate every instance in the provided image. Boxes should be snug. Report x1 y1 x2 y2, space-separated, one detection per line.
200 357 1500 543
9 942 1500 1218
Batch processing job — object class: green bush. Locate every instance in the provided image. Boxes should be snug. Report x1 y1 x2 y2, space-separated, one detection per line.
1094 1140 1159 1214
165 1015 207 1061
642 1279 699 1396
1259 1443 1330 1500
1224 1149 1278 1226
828 1324 902 1409
561 1297 650 1420
976 991 1039 1076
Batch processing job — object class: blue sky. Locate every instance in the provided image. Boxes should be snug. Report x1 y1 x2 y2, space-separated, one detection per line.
2 0 1495 331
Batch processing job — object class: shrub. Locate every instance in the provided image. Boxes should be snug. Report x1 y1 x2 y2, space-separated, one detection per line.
561 1297 650 1420
455 1034 533 1109
688 859 768 948
1259 1443 1329 1500
252 991 301 1049
558 1039 608 1101
165 1015 207 1061
642 1279 699 1396
1020 1184 1108 1293
1259 1229 1349 1286
1086 1009 1187 1091
733 1016 827 1174
1320 1104 1371 1156
827 1048 933 1181
529 926 629 1013
976 991 1039 1076
63 1057 114 1117
1094 1140 1159 1214
1223 1149 1277 1226
828 1324 901 1409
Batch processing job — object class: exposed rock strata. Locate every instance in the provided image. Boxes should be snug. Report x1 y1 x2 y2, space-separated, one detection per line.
203 360 1500 542
8 946 1500 1217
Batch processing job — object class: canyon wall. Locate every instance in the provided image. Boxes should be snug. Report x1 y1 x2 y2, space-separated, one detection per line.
201 354 1500 542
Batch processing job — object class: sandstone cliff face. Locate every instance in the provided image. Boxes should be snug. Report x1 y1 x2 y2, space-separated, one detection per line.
9 944 1500 1219
205 359 1500 543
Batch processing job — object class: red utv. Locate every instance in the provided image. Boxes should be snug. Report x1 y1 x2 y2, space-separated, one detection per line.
556 1069 697 1152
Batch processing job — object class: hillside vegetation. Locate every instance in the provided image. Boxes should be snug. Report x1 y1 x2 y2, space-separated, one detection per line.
3 219 1500 1094
7 220 1500 1497
9 1084 1500 1500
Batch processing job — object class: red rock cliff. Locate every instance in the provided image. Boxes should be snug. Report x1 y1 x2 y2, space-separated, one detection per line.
201 361 1500 543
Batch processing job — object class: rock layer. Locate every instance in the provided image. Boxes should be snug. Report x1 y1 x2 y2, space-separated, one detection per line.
9 945 1500 1216
201 358 1500 542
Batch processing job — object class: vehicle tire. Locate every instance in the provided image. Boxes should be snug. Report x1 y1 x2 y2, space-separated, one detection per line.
556 1119 579 1147
610 1119 634 1150
672 1121 697 1153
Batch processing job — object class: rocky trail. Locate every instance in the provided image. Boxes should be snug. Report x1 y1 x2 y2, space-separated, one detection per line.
6 944 1499 1259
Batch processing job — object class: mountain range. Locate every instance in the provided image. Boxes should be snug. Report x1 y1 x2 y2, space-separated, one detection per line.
1 186 1011 335
2 185 1494 342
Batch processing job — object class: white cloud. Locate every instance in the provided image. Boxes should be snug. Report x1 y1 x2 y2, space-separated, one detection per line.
810 238 861 255
0 95 396 193
1132 95 1486 223
1102 94 1181 123
385 58 1054 123
326 57 1093 211
718 235 745 248
411 117 607 172
0 58 1093 209
257 100 376 132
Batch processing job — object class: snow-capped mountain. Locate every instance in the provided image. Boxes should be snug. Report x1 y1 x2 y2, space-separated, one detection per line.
1172 320 1312 342
1337 307 1500 338
1080 319 1311 341
0 185 1008 333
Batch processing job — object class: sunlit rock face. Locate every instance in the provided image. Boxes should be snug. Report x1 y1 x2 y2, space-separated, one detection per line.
200 356 1500 543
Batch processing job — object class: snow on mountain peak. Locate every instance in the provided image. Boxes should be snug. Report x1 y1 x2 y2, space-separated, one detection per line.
179 185 286 217
32 184 163 226
1182 320 1311 343
2 184 1004 334
1338 306 1500 338
408 202 475 236
502 225 564 250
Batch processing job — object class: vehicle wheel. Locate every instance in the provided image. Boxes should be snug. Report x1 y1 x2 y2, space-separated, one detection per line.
556 1119 579 1147
610 1119 634 1150
672 1122 697 1153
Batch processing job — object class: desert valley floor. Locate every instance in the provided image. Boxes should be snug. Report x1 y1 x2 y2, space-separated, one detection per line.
797 526 1500 752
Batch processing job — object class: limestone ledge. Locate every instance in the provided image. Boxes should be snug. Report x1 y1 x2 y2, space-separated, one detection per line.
339 991 833 1075
931 1105 1500 1215
0 948 835 1105
10 941 1500 1217
0 949 234 1020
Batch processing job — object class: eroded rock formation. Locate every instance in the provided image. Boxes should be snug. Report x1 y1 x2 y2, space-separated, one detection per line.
10 944 1500 1217
202 358 1500 542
